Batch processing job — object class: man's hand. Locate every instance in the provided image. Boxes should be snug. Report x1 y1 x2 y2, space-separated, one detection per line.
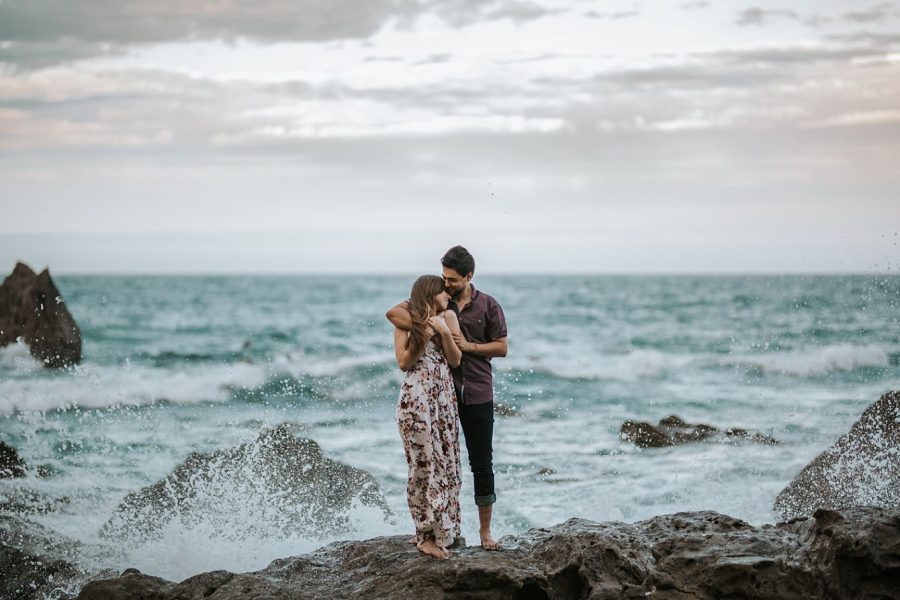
451 331 469 352
452 333 508 357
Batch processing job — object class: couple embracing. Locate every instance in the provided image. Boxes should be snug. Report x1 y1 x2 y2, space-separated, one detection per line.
387 245 508 559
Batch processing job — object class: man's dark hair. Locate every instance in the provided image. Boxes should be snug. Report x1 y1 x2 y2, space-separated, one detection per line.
441 245 475 277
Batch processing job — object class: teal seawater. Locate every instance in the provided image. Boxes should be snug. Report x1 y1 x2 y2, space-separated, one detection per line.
1 275 898 581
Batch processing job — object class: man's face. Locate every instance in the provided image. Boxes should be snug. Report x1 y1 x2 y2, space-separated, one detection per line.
442 267 471 299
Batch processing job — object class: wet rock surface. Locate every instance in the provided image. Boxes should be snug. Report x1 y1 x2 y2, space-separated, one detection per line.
76 506 900 600
0 262 82 368
620 415 779 448
0 515 99 600
1 440 28 478
775 390 900 520
100 423 392 543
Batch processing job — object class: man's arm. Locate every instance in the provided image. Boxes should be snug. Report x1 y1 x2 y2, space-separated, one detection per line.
451 334 508 358
386 301 412 331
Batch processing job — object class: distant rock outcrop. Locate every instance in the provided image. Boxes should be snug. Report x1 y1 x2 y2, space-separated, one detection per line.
774 390 900 520
0 441 27 478
0 262 82 367
100 423 391 543
77 507 900 600
620 415 779 448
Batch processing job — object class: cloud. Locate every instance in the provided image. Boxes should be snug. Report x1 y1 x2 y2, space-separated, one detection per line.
583 9 641 20
0 0 407 45
682 2 710 10
736 7 798 26
843 3 894 23
0 0 561 69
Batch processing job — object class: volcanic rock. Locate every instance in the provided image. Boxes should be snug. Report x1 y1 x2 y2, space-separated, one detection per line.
0 262 82 367
76 506 900 600
100 423 391 543
1 440 27 478
620 415 779 448
774 390 900 520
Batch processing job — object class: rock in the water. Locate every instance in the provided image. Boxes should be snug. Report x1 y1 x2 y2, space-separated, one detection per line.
774 390 900 520
76 507 900 600
100 423 391 543
1 440 27 478
620 414 779 448
0 515 91 600
494 403 522 417
0 485 72 515
0 262 82 367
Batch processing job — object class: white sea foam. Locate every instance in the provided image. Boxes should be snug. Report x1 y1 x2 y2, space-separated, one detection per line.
725 344 891 377
114 501 396 581
0 338 44 373
505 347 697 381
270 350 391 377
0 361 269 415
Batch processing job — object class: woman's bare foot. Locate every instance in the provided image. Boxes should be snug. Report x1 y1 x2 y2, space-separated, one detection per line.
480 528 500 550
416 539 450 559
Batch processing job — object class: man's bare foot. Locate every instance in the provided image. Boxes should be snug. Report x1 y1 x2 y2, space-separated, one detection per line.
416 539 450 559
480 528 500 550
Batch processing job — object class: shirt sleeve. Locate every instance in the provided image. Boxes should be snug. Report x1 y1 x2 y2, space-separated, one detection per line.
485 297 508 341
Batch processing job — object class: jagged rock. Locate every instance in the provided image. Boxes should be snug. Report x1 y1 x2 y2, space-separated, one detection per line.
0 485 72 515
494 403 522 417
0 515 90 600
76 507 900 600
775 390 900 520
1 441 27 478
100 423 391 543
0 262 82 367
620 415 779 448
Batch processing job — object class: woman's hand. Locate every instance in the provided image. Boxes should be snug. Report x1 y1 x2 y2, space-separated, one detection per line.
428 315 450 336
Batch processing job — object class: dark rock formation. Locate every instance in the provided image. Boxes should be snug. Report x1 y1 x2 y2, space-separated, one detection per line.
620 415 779 448
1 440 27 478
0 262 82 367
76 507 900 600
0 515 92 600
775 390 900 520
100 423 391 543
494 403 522 417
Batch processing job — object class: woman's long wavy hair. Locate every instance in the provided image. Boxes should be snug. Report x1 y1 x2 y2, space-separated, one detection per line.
406 275 446 359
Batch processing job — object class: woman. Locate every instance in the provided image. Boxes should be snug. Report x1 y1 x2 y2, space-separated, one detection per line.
394 275 463 559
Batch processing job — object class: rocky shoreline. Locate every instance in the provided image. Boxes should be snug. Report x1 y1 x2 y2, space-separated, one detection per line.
74 506 900 600
3 391 899 599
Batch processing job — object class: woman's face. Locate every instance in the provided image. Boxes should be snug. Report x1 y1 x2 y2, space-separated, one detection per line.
432 290 450 311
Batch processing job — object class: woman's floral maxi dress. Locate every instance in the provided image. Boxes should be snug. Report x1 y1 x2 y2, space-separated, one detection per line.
397 339 462 547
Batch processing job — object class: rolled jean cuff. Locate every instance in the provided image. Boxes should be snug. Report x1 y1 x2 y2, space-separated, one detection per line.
474 493 496 506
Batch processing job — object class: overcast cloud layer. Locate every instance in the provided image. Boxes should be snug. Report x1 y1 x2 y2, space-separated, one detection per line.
1 0 898 273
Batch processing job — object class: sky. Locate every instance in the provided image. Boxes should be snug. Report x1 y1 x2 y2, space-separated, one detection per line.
0 0 898 274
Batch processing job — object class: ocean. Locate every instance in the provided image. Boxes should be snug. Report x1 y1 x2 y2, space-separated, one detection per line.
1 274 898 588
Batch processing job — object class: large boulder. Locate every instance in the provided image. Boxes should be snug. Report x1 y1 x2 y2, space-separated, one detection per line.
100 423 391 543
620 415 779 448
76 507 900 600
0 262 82 367
775 390 900 520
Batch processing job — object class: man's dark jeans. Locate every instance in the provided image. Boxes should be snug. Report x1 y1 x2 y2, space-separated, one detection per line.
458 401 495 506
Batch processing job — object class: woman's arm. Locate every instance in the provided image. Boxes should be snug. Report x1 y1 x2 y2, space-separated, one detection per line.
393 327 423 371
431 311 463 368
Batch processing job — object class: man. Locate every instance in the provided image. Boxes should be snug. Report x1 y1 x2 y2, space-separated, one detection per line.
387 245 508 550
